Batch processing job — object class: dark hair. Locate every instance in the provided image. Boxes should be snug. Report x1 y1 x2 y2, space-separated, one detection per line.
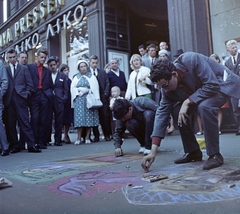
112 99 131 120
150 59 176 83
47 56 58 64
89 55 98 61
6 48 17 55
147 44 156 50
210 54 221 63
59 64 69 72
138 44 145 50
18 51 28 57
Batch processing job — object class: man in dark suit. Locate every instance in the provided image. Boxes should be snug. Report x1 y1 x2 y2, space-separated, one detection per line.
141 53 240 172
88 55 111 142
224 39 240 135
0 56 9 156
4 49 41 153
27 48 53 149
47 57 69 146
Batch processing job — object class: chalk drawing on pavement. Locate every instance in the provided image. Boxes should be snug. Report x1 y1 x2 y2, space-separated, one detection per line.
123 159 240 205
12 152 143 183
48 170 142 198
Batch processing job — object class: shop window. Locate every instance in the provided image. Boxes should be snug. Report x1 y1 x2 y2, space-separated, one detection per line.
66 19 89 59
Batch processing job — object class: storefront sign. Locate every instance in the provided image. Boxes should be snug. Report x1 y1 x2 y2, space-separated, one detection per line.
0 0 65 48
0 1 85 54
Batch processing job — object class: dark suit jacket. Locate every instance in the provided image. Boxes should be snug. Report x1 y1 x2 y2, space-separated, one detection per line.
53 71 69 104
27 63 53 101
0 61 8 98
225 54 240 75
4 63 34 107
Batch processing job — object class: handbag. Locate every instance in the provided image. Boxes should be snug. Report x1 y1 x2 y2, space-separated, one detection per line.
86 91 103 109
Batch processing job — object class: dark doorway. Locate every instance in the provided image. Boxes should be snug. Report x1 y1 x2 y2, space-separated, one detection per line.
127 0 169 56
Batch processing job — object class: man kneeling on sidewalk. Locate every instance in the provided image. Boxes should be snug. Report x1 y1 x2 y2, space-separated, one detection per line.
112 97 159 157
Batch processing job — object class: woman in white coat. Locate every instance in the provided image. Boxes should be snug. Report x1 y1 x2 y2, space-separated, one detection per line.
125 54 152 100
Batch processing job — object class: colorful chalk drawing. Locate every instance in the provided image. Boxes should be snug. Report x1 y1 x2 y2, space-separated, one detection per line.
49 170 142 198
12 152 143 183
123 160 240 205
49 159 240 205
6 150 240 205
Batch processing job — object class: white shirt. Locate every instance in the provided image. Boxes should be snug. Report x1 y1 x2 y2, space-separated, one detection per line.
91 68 98 76
10 62 18 77
111 69 120 77
51 71 58 84
232 52 238 65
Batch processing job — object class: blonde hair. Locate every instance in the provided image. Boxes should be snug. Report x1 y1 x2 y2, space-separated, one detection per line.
111 86 121 93
129 54 142 70
226 40 237 49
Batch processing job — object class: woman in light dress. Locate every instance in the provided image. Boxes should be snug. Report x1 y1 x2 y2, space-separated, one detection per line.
71 60 100 145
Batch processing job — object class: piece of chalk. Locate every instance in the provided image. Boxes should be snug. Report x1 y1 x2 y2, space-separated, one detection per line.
132 185 143 189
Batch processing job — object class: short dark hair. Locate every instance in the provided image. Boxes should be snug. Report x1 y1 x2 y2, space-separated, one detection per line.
147 44 156 50
47 56 58 64
138 44 145 50
6 48 17 55
18 51 28 57
112 99 131 120
150 59 176 83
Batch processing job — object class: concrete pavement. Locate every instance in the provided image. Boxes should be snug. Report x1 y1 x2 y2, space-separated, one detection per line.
0 131 240 214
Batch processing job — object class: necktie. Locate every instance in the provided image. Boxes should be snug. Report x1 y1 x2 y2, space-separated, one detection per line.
93 69 96 76
233 56 236 65
151 58 154 65
13 64 16 77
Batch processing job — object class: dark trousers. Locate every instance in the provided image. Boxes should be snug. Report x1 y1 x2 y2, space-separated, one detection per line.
231 97 240 129
30 90 52 146
0 101 9 151
172 92 228 156
5 93 35 149
126 110 155 150
51 100 64 143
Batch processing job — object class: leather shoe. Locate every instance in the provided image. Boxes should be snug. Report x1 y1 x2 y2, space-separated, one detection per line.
2 150 9 156
236 129 240 135
105 136 111 142
10 148 21 154
174 149 202 164
28 146 42 153
203 153 223 170
38 144 47 149
92 138 99 142
54 142 63 146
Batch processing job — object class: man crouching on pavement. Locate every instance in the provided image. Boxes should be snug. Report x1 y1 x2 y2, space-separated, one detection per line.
142 52 240 172
112 97 159 156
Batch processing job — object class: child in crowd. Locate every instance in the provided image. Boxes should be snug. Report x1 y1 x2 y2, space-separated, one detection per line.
109 86 123 134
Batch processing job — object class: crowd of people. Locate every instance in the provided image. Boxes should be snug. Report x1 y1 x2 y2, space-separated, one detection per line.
0 39 239 173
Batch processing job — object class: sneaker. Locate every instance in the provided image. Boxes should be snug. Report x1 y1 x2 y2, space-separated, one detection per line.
196 131 203 135
143 149 151 155
139 147 145 154
85 139 91 144
74 140 80 145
